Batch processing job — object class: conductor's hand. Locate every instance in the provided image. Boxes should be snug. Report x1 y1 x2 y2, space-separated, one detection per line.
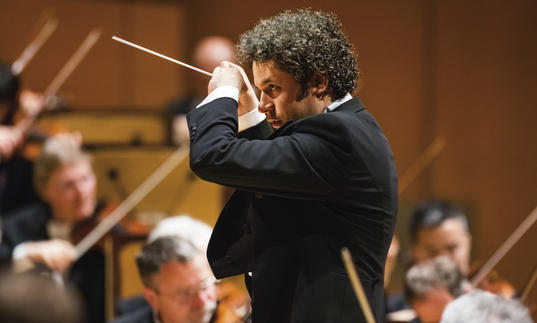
25 239 76 273
208 61 259 116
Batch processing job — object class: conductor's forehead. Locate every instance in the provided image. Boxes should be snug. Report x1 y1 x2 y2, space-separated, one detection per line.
252 60 288 88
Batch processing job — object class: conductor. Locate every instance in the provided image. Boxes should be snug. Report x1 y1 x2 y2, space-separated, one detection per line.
188 9 398 323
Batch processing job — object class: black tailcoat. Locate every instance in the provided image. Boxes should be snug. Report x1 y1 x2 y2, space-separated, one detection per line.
188 97 398 323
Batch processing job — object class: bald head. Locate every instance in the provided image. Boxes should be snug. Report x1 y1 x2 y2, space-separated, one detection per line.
193 36 234 72
190 36 234 98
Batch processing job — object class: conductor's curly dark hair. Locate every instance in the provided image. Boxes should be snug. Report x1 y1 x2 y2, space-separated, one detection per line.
236 9 358 101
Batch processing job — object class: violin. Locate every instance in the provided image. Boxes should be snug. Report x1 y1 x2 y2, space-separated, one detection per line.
214 282 251 323
70 202 150 248
468 263 515 299
478 273 515 299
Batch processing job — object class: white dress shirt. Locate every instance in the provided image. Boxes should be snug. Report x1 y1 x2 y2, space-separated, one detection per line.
197 86 352 132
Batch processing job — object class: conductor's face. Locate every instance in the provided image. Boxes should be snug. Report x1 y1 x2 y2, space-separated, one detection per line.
253 60 320 129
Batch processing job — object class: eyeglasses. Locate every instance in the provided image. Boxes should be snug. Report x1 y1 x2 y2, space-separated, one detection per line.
153 277 219 304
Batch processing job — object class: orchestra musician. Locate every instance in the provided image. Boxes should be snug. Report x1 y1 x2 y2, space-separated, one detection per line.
0 62 44 215
404 256 470 323
187 9 397 323
111 236 221 323
409 200 472 276
167 36 234 145
0 133 114 323
386 200 472 318
113 215 250 323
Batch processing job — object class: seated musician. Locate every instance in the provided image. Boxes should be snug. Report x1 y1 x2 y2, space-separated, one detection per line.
111 236 219 323
404 256 470 323
0 133 110 323
409 200 472 276
167 36 234 145
115 215 213 317
387 200 472 319
113 215 250 323
410 200 516 300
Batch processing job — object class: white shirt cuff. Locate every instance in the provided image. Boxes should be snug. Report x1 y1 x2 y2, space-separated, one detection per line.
12 243 35 272
238 108 266 132
196 86 240 109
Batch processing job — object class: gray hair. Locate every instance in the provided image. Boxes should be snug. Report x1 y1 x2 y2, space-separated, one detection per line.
148 215 212 253
440 290 533 323
33 135 90 192
136 236 200 288
404 256 466 303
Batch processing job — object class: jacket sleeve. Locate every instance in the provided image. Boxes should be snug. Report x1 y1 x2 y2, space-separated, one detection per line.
187 97 356 200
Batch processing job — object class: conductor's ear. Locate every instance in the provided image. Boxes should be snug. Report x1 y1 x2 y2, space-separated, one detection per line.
308 73 329 99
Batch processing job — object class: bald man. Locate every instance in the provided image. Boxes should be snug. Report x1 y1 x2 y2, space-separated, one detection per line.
168 36 234 145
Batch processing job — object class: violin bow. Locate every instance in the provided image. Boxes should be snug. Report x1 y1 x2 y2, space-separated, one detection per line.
15 29 101 136
43 29 101 97
11 11 58 75
521 261 537 303
341 247 376 323
74 146 189 260
398 136 446 195
470 205 537 288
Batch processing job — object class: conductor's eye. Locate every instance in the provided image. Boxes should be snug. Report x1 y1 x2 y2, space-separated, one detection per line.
264 84 279 96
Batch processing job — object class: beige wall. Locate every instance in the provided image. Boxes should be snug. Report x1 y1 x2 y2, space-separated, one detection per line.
432 0 537 295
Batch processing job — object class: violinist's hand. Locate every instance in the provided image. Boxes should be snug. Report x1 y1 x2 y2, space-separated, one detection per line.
208 61 259 116
24 239 76 273
0 125 24 159
19 90 45 118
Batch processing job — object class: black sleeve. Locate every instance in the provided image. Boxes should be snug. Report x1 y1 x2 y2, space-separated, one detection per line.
187 97 354 199
238 119 273 140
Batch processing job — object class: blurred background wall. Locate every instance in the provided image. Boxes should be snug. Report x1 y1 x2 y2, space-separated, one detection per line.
1 0 536 308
